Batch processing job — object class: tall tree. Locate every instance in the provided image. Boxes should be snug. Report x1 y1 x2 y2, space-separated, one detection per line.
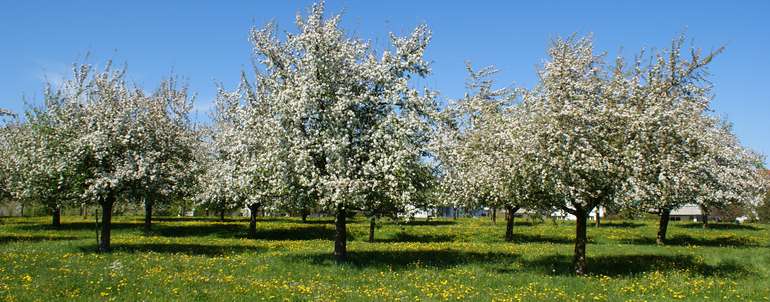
522 37 631 275
623 37 765 243
248 2 435 261
67 62 156 252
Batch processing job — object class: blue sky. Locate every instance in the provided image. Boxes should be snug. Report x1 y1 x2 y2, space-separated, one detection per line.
1 1 768 162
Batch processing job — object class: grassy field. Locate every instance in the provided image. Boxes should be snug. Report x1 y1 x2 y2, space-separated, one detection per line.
1 215 769 301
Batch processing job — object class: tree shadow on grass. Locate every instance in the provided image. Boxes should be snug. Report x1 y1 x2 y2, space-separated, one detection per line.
152 217 247 223
78 243 265 257
396 220 457 226
621 234 760 247
514 254 751 277
147 223 339 241
596 222 645 228
250 226 339 241
17 222 141 231
511 233 577 244
377 232 456 243
293 249 519 269
257 217 335 225
676 223 761 231
0 235 81 244
148 223 246 238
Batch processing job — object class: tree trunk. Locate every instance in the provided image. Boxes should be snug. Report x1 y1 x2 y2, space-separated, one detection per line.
368 216 376 243
98 196 115 253
144 199 153 232
301 211 309 223
504 205 519 242
220 209 225 222
595 206 601 227
82 204 88 219
453 207 458 220
657 208 671 245
334 205 347 262
701 209 709 229
248 204 259 238
52 205 61 227
573 206 589 276
491 207 497 224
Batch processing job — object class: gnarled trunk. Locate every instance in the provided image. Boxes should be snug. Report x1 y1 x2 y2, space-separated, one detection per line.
248 204 259 238
657 208 671 245
504 205 519 242
334 205 347 262
98 195 115 253
52 205 61 227
573 206 589 276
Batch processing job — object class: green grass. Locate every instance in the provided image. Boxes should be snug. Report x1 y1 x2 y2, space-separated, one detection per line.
1 215 769 301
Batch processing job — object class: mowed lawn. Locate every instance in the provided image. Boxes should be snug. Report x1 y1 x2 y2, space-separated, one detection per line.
1 216 769 301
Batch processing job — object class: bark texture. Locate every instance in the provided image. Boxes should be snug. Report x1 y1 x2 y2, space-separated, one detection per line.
573 206 589 275
504 205 520 242
368 217 376 243
144 199 153 231
52 205 61 227
98 196 115 253
248 204 259 238
657 208 671 245
334 205 347 262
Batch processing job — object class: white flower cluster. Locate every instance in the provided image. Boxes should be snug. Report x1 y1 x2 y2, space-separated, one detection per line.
436 36 765 219
1 62 198 210
197 2 437 216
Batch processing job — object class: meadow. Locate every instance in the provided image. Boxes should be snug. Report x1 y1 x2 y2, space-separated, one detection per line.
1 215 769 301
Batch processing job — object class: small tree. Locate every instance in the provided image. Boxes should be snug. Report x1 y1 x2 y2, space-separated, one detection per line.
0 112 17 204
693 121 766 228
757 171 770 222
197 92 250 222
435 64 542 242
5 85 82 226
132 77 198 231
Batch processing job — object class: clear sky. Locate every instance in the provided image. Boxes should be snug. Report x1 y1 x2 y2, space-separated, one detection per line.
1 1 768 162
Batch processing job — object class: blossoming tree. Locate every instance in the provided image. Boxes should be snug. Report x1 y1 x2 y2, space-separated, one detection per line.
0 111 17 203
435 64 543 241
3 82 85 226
132 77 198 231
623 38 766 243
247 2 435 260
522 37 632 275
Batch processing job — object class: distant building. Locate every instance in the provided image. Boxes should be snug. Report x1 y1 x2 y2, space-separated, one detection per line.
669 204 703 221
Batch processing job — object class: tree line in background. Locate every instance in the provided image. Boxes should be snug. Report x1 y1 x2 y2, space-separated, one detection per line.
0 2 767 275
